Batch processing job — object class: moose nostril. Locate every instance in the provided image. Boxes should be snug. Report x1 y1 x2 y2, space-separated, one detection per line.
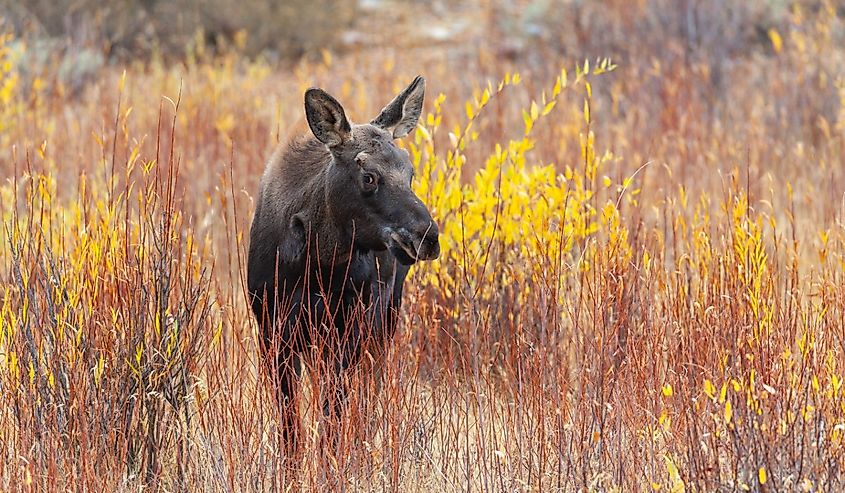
421 220 439 239
422 230 440 259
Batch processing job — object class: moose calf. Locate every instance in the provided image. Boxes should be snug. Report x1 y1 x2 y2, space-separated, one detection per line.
247 76 440 453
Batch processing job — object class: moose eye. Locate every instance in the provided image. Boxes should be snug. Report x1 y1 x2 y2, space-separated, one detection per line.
362 172 378 192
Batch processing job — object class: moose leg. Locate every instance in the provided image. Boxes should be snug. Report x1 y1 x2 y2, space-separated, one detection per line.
256 291 304 459
320 347 354 443
319 301 391 452
274 351 302 458
318 322 364 457
361 306 396 395
364 259 407 393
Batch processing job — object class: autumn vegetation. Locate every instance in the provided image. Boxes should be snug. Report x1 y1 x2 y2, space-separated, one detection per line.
1 1 845 491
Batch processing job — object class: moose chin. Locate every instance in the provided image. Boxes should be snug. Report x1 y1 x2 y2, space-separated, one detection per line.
247 76 440 455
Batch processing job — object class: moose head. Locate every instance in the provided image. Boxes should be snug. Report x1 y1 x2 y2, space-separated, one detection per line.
303 76 440 265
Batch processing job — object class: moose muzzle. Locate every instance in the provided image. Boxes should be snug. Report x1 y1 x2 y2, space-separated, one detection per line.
388 221 440 265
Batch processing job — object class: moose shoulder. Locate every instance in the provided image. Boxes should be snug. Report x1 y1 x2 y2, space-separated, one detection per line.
247 76 439 453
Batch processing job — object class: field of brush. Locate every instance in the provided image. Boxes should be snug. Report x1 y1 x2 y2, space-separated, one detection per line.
2 1 845 491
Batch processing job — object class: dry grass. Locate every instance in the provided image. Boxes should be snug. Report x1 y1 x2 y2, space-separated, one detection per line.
2 1 845 491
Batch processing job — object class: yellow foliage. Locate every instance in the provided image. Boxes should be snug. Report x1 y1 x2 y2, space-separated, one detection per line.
410 62 623 311
0 33 20 137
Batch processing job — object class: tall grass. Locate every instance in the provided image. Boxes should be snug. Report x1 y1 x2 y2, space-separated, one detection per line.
2 2 845 490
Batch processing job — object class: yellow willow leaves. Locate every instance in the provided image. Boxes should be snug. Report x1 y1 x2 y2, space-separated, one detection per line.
215 113 236 136
769 29 784 54
704 379 716 399
411 62 620 303
93 354 105 387
663 455 686 493
0 33 19 135
7 352 19 381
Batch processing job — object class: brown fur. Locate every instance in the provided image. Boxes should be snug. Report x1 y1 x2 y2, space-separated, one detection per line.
246 76 439 456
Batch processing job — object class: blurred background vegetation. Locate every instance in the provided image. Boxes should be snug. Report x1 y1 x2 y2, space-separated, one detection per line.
1 0 836 131
1 0 356 59
0 1 800 68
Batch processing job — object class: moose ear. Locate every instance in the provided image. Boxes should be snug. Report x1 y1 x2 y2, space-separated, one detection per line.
370 76 425 139
305 88 352 147
280 214 306 265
